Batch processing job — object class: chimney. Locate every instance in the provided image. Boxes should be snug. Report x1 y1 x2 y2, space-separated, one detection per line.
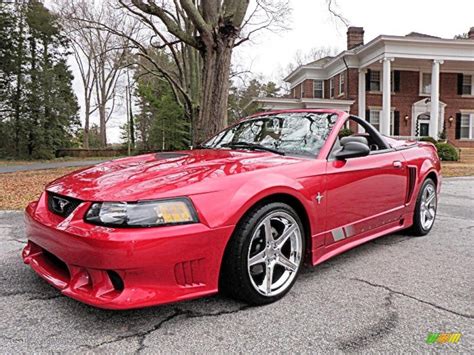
347 26 364 50
469 27 474 39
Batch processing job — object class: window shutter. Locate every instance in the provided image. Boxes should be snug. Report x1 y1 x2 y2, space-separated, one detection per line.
394 111 400 136
394 71 401 92
457 74 464 95
365 69 371 91
365 110 370 122
455 113 461 139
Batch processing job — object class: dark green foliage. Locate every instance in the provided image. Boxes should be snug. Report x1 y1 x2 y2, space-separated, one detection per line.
338 128 353 138
0 1 79 159
435 143 459 161
136 81 189 151
228 79 281 123
132 56 190 151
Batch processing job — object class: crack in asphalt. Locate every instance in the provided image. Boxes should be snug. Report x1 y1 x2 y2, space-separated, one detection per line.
337 290 398 351
6 238 25 245
80 305 251 352
352 278 473 319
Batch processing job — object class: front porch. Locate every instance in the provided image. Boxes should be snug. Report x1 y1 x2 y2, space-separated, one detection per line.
356 36 474 140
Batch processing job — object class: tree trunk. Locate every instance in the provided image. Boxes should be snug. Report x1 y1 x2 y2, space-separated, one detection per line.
83 104 90 149
99 103 107 147
195 40 233 144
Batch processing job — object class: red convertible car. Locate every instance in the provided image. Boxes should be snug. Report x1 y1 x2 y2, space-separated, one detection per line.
22 109 441 309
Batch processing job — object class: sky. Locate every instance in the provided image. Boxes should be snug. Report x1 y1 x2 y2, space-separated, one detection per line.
51 0 474 143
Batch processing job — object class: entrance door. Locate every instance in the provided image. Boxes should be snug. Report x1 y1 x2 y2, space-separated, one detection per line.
417 113 430 137
419 122 430 136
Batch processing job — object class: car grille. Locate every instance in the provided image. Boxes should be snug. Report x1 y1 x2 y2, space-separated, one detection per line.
47 192 82 218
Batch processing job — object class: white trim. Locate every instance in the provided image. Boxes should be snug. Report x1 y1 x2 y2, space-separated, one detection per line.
284 34 474 87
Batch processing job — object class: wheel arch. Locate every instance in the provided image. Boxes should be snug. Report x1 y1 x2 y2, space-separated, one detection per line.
221 191 313 267
425 170 438 186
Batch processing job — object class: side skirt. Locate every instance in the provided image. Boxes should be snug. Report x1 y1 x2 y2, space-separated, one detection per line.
310 216 411 266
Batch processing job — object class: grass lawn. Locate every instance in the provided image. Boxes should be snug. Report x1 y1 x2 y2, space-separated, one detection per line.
0 162 472 210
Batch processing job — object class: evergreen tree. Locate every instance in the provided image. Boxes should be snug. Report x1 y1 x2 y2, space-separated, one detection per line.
0 0 79 159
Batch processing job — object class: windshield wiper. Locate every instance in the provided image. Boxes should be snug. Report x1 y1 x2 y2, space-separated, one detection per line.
221 142 285 155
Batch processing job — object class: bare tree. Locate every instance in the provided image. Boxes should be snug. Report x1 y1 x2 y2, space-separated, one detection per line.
326 0 350 28
57 1 98 148
285 46 339 75
107 0 292 144
56 0 135 147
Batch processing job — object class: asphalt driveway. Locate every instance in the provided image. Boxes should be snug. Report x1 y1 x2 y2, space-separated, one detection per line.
0 177 472 353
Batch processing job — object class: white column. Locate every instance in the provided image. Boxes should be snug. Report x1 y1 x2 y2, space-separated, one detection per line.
381 57 393 136
358 69 367 133
430 59 443 138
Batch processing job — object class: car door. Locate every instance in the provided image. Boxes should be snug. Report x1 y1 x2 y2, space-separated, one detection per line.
324 149 407 245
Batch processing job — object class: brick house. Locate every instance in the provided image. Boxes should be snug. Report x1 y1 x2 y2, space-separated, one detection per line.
257 27 474 147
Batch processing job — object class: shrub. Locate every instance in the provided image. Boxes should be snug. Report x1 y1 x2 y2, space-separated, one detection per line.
420 136 437 144
435 143 459 161
338 128 353 138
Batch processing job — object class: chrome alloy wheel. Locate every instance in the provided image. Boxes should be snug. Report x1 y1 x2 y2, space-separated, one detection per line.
247 211 303 297
420 183 437 230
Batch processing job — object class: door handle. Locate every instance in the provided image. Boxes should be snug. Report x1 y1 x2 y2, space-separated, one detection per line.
393 160 403 168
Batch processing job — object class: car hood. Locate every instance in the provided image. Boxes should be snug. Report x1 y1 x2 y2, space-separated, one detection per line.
46 149 304 202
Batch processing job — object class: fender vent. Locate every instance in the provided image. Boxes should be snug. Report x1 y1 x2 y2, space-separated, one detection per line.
405 167 417 204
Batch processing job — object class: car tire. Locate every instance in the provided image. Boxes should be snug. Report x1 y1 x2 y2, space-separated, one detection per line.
220 202 305 305
410 178 437 236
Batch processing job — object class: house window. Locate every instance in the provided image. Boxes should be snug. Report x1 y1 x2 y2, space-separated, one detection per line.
301 84 305 98
330 78 334 98
460 114 474 139
369 110 380 131
313 80 324 98
339 73 345 95
421 73 431 95
462 75 472 95
369 110 395 134
369 70 380 91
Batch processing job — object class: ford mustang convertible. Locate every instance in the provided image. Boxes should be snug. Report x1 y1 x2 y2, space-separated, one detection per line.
22 109 441 309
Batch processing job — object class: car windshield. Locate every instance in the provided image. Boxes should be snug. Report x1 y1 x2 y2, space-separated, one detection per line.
202 112 338 157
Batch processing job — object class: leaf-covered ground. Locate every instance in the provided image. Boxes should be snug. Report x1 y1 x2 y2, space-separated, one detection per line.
441 162 474 177
0 168 79 210
0 162 472 210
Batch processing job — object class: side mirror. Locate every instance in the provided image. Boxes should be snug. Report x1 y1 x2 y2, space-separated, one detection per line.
335 141 370 160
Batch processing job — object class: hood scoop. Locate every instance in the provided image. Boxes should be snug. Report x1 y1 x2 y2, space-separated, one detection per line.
155 152 188 160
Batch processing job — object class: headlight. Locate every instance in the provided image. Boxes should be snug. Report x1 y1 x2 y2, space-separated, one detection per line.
84 198 198 227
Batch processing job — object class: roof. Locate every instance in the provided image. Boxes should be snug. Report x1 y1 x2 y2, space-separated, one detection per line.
285 32 474 84
405 32 441 39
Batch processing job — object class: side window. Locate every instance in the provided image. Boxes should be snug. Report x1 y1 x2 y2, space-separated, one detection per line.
328 118 384 160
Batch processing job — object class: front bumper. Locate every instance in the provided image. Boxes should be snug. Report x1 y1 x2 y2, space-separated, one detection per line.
22 194 234 309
